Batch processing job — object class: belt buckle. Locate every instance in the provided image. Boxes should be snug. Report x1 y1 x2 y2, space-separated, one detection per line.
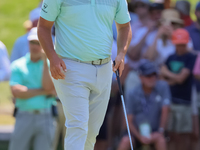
34 110 40 114
99 59 102 65
92 61 95 65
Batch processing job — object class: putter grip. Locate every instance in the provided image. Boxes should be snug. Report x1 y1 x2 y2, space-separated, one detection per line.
113 61 119 77
113 61 123 95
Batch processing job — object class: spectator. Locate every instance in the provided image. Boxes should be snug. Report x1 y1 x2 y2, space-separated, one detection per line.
0 41 10 81
124 2 164 103
160 29 196 150
23 20 32 33
118 60 170 150
144 8 193 66
175 0 193 27
131 0 151 37
186 2 200 52
9 27 57 150
127 2 164 64
10 8 40 62
112 0 140 41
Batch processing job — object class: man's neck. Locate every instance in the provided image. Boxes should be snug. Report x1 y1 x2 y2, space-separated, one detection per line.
176 50 188 56
30 55 41 62
142 85 153 95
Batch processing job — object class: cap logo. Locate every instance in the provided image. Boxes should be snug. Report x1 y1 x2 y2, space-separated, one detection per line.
42 3 48 13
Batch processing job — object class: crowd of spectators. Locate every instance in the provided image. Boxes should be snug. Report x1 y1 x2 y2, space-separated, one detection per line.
1 0 200 150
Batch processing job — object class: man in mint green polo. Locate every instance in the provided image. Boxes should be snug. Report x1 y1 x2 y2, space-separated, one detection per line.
9 27 56 150
38 0 132 149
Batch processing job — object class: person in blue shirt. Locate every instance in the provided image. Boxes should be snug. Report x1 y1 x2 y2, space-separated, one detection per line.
186 2 200 51
161 29 196 150
0 41 10 81
10 8 41 62
9 27 56 150
37 0 132 150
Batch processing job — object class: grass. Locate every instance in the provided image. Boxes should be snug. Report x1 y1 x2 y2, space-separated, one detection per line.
0 0 40 55
0 82 14 125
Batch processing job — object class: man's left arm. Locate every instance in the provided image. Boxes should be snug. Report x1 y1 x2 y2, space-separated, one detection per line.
161 65 190 85
114 22 132 76
113 0 132 76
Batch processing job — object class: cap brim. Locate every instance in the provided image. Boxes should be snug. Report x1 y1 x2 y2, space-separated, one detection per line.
172 40 188 45
27 35 39 41
160 18 184 25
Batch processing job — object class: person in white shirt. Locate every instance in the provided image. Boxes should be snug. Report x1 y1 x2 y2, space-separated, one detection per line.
144 9 193 67
0 41 10 81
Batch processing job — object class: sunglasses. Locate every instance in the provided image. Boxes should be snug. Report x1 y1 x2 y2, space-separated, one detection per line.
145 73 157 78
135 3 147 8
29 41 40 45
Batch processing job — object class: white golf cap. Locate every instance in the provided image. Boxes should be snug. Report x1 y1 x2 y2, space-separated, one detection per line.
27 27 39 41
29 8 41 22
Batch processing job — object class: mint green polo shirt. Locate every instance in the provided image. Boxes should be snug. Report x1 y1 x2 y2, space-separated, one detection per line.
40 0 130 61
10 53 55 111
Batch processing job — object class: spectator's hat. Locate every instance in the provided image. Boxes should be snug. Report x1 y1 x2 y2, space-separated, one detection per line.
160 9 184 25
138 59 158 76
196 2 200 11
134 0 150 5
175 1 190 16
172 29 189 45
149 2 164 11
27 27 39 41
29 8 41 22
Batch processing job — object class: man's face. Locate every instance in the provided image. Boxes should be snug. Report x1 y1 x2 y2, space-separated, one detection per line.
29 40 42 55
175 44 187 52
150 9 162 22
140 73 157 88
135 2 149 17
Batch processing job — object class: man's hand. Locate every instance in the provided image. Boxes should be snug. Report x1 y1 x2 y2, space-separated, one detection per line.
139 136 151 145
50 55 67 80
113 52 125 77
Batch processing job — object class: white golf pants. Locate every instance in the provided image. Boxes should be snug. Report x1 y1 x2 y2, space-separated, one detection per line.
53 58 112 150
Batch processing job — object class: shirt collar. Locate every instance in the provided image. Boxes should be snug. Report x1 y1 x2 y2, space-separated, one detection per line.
137 82 158 97
25 52 42 64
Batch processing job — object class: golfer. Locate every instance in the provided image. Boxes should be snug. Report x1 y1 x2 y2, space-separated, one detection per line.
38 0 132 149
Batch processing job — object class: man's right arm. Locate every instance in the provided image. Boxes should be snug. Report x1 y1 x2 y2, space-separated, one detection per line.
11 84 46 99
38 17 66 80
128 115 151 144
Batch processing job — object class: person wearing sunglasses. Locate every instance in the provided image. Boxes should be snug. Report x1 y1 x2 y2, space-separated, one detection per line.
144 8 194 67
118 59 170 150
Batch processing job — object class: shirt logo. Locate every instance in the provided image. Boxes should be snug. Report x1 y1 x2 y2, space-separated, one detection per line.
44 3 48 9
42 3 48 13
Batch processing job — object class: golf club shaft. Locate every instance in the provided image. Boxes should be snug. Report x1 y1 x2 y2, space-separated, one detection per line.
114 61 134 150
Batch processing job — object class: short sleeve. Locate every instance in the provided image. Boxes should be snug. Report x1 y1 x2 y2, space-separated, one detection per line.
40 0 62 21
185 54 196 72
165 55 171 68
114 0 130 24
10 63 23 86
